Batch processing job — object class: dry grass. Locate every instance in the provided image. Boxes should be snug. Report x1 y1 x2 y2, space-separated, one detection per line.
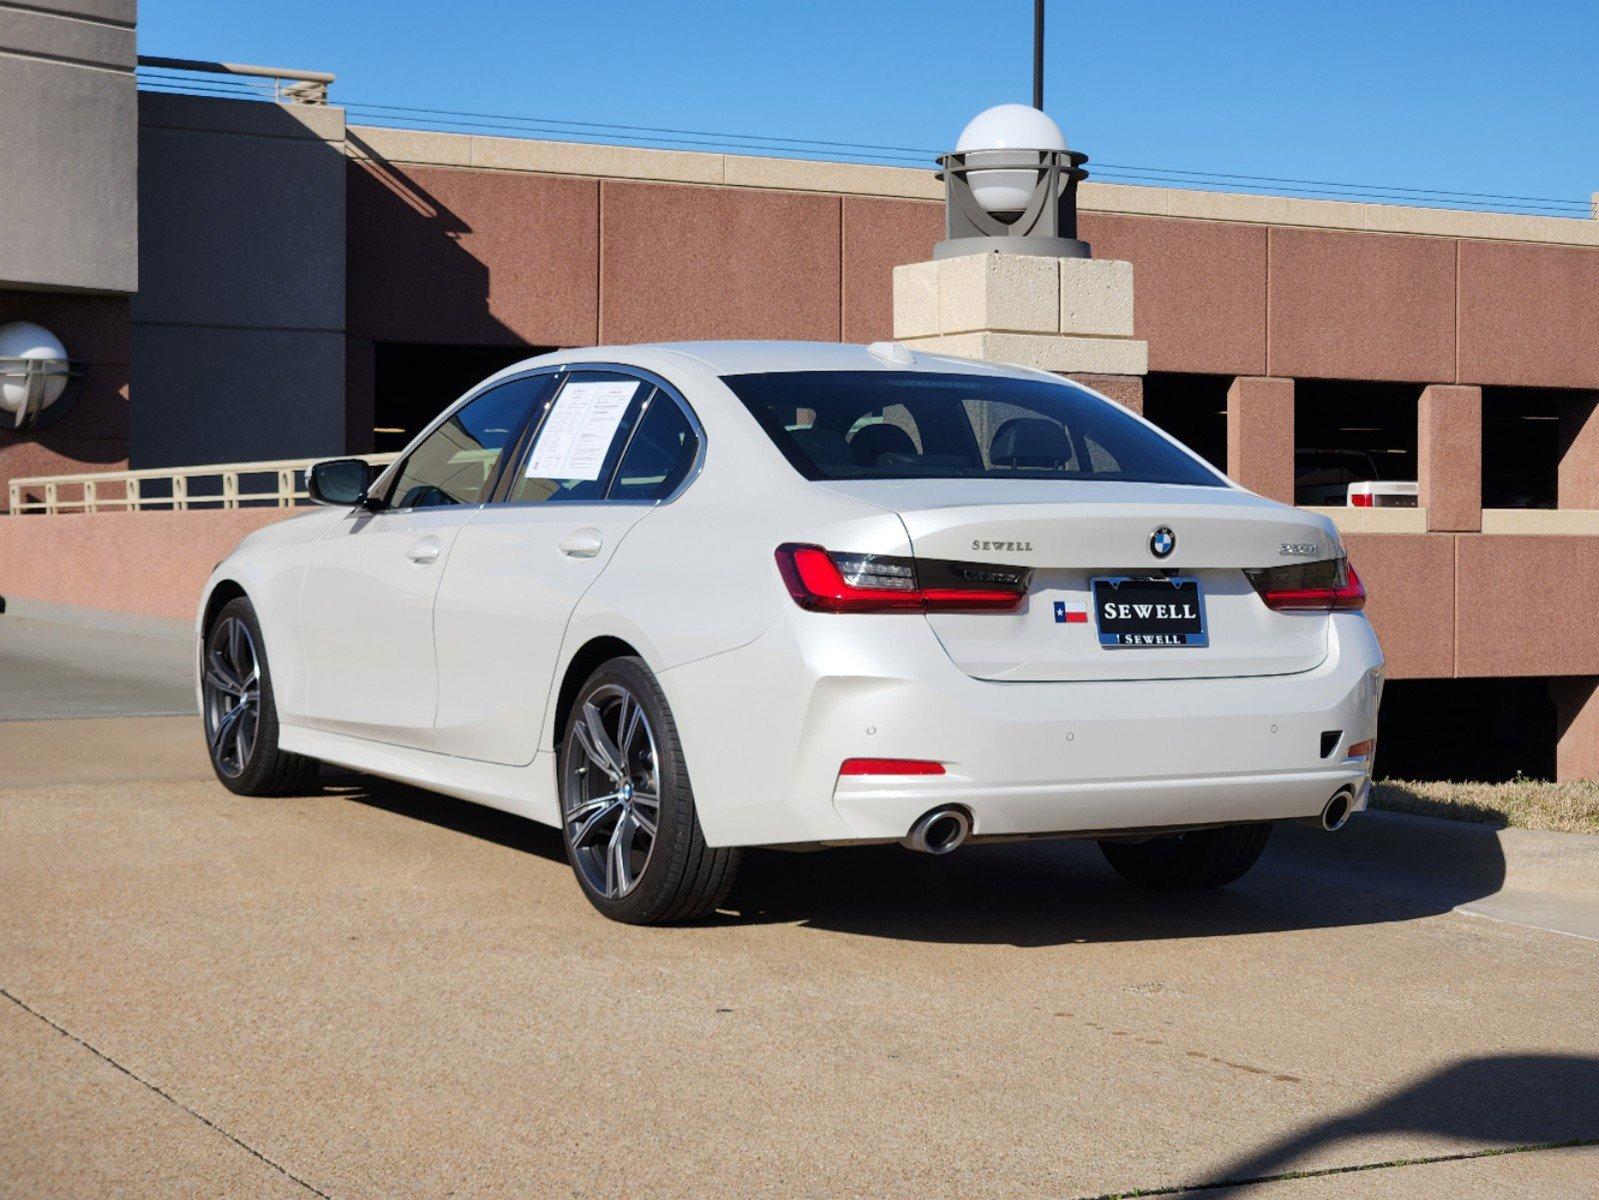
1371 778 1599 835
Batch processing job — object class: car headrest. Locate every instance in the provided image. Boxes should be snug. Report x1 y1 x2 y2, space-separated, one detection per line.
791 426 854 468
850 423 918 467
990 417 1073 469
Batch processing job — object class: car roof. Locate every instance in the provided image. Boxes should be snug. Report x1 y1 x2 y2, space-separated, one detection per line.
487 340 1055 381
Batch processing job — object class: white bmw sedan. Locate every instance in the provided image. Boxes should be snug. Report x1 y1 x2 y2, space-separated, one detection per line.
197 341 1383 923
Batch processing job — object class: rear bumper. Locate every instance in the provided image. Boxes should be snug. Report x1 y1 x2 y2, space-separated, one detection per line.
834 768 1373 842
660 611 1384 848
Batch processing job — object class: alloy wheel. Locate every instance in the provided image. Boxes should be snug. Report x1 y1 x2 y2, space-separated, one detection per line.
202 615 261 778
563 683 661 900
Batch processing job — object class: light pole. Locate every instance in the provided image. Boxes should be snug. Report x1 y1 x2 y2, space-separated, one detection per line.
1033 0 1045 110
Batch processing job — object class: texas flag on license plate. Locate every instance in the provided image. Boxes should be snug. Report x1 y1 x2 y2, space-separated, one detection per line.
1053 601 1088 624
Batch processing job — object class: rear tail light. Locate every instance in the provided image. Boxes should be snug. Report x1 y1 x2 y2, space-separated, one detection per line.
1245 557 1366 613
1349 492 1374 508
839 758 946 776
775 544 1030 614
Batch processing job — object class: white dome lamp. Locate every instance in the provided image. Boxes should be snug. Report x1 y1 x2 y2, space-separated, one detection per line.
934 103 1090 260
0 321 79 432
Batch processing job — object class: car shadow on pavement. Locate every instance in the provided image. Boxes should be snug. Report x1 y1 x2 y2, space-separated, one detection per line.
1148 1053 1599 1198
324 773 1509 948
720 825 1509 947
328 772 570 865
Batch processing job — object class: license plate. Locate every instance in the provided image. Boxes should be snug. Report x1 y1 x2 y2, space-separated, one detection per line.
1091 576 1208 648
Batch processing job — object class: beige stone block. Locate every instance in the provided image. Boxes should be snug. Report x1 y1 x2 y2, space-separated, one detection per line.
1060 257 1135 337
1309 505 1429 535
1080 179 1599 249
891 261 940 339
1481 507 1599 535
724 155 943 200
345 125 474 166
468 135 725 184
932 253 1059 335
901 331 1149 374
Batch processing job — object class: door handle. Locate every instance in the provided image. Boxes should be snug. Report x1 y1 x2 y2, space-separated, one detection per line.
406 537 441 565
558 528 603 559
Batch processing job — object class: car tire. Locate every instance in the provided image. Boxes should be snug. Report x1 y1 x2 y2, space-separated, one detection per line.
201 596 321 796
558 656 740 924
1097 823 1272 891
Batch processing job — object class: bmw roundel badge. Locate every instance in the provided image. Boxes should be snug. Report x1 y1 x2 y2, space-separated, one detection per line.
1149 526 1176 559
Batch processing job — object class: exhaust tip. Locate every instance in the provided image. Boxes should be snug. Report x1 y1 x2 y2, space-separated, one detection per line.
902 806 972 854
1321 789 1353 831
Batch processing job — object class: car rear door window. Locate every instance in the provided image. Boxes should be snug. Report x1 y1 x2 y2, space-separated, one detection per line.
609 390 699 502
384 375 548 509
506 371 649 504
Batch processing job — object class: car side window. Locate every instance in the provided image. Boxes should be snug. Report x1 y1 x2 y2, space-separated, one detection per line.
609 390 699 502
506 371 649 504
384 376 547 510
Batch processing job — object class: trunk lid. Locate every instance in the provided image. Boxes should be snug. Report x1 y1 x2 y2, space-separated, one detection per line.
823 479 1342 682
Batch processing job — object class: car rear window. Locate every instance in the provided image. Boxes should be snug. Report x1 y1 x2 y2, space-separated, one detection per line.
723 370 1224 487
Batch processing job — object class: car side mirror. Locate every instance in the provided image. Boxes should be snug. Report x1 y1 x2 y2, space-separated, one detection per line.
307 458 377 507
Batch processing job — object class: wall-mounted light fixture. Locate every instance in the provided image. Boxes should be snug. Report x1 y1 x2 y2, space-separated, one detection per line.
934 104 1090 261
0 321 81 432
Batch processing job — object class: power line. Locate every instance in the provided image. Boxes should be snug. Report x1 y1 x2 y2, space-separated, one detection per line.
131 72 1593 217
136 74 939 156
339 98 940 157
344 109 932 165
1094 161 1590 210
317 91 1599 212
1087 172 1587 215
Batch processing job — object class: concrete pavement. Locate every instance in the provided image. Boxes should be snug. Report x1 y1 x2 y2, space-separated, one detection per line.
1 609 1596 1197
0 600 195 721
2 717 1597 1198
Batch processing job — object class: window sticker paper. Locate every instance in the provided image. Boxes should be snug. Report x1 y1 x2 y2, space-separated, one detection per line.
524 381 639 481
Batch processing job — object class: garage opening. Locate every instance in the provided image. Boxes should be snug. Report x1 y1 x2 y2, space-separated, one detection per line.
372 343 549 453
1482 387 1561 510
1142 373 1228 470
1377 677 1555 782
1294 380 1419 507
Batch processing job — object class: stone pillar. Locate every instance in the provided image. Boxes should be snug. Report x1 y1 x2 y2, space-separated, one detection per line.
1551 677 1599 781
892 253 1148 377
1073 374 1143 415
1418 384 1482 532
1557 392 1599 509
1226 377 1294 504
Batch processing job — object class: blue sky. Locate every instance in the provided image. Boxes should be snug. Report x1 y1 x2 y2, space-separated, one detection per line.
139 1 1597 215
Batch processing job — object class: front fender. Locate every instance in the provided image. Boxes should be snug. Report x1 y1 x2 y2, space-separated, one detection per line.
194 509 341 722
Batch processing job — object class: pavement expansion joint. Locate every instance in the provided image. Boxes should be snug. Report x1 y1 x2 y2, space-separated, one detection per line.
0 986 333 1200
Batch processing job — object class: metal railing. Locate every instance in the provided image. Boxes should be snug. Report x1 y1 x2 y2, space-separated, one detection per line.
136 56 336 105
7 455 398 516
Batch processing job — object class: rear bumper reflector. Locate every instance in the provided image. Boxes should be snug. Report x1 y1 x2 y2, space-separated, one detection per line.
839 758 947 777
